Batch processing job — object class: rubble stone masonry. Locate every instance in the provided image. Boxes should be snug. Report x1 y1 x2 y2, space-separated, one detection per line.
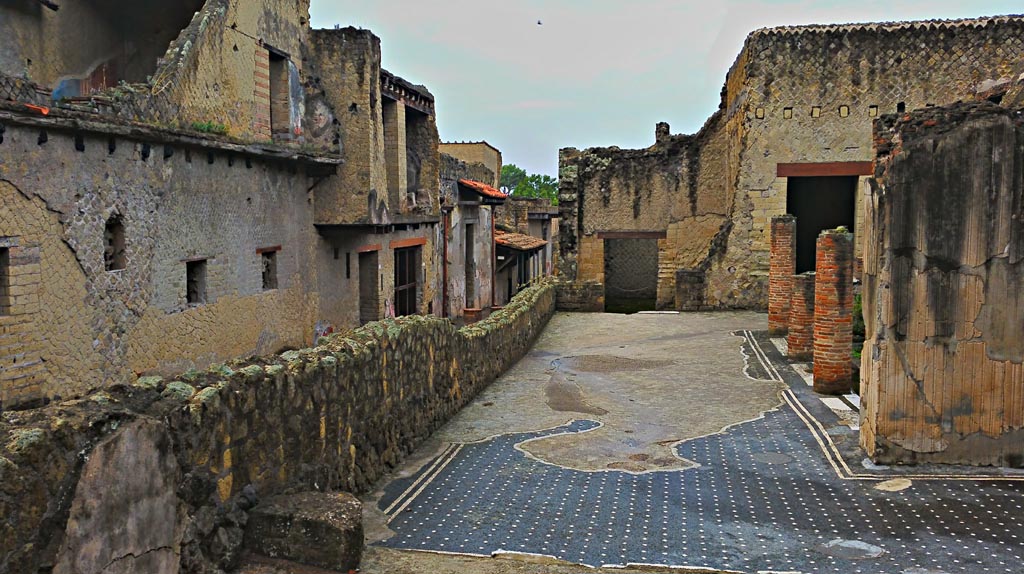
0 281 556 574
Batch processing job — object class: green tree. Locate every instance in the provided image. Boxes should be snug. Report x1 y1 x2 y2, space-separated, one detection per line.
500 164 558 205
499 164 527 195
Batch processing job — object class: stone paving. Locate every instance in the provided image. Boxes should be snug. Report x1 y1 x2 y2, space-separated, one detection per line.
365 312 1024 574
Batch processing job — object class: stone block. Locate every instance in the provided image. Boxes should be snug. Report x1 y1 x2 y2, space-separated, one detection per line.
244 492 364 572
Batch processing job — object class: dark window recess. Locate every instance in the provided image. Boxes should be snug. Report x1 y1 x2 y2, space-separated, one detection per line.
74 134 85 152
0 248 10 315
186 260 208 305
346 252 351 279
897 101 906 113
104 215 126 271
261 251 278 290
268 51 291 139
394 246 421 317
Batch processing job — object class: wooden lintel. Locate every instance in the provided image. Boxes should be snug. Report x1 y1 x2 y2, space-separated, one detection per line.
596 231 667 240
776 161 873 177
389 237 427 249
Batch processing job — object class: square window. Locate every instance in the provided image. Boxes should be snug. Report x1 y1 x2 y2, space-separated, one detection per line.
186 259 207 305
261 251 278 290
755 107 765 119
839 105 850 118
783 107 793 119
811 106 821 118
868 105 879 117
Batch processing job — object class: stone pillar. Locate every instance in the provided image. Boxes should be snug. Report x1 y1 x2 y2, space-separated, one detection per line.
768 215 797 335
786 272 815 360
813 229 854 394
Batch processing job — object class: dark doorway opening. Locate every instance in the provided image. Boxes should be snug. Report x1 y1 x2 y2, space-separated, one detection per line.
603 238 658 313
394 246 421 317
464 223 475 306
358 251 379 325
786 176 857 273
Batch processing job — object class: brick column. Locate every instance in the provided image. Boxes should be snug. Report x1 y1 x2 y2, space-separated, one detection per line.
786 272 815 360
768 215 796 335
813 229 854 394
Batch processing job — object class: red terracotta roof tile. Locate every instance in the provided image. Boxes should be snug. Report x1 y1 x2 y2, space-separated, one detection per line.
495 230 547 252
458 179 507 201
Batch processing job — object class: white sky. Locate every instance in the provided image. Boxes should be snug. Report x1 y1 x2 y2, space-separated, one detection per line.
309 1 1023 176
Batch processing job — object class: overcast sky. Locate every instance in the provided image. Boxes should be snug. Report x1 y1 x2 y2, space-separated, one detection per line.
309 1 1022 176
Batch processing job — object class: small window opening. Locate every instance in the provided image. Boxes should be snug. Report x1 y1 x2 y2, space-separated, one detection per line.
186 260 208 305
783 107 793 119
104 215 126 271
811 106 821 118
108 136 116 154
38 130 47 145
74 134 85 152
0 248 10 315
261 251 278 290
897 102 906 114
333 247 340 260
755 107 765 119
0 124 6 145
868 105 878 117
838 105 850 118
141 143 151 161
346 252 351 279
164 146 174 160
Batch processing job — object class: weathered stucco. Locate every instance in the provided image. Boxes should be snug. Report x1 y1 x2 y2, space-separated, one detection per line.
558 16 1024 312
861 101 1024 467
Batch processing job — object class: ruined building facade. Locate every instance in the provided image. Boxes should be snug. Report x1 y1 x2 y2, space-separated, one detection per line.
557 16 1024 312
861 99 1024 466
0 0 504 409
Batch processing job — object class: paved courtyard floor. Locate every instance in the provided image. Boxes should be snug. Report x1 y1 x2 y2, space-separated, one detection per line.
362 312 1024 574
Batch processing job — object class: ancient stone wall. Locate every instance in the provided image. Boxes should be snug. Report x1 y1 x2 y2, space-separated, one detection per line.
861 101 1024 466
438 142 502 187
0 115 336 408
558 16 1024 311
0 280 556 574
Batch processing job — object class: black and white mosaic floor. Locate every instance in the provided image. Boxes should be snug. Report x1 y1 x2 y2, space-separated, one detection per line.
377 332 1024 574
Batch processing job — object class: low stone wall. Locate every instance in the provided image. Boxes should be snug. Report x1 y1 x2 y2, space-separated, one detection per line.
0 281 556 574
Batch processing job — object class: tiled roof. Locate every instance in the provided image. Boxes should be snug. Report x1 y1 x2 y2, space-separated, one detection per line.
752 14 1024 37
495 230 547 252
458 179 507 201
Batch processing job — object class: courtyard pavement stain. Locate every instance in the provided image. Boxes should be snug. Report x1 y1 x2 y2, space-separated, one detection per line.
370 313 1024 574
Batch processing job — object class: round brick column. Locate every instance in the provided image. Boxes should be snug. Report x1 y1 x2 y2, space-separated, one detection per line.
813 229 854 394
786 272 815 360
768 215 797 336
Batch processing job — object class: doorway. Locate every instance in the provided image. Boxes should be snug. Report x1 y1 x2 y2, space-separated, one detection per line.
786 176 857 273
394 246 421 317
603 238 658 313
358 251 379 325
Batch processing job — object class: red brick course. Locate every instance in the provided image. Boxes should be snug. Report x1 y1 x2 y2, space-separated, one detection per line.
768 215 797 335
813 230 854 394
786 272 815 360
